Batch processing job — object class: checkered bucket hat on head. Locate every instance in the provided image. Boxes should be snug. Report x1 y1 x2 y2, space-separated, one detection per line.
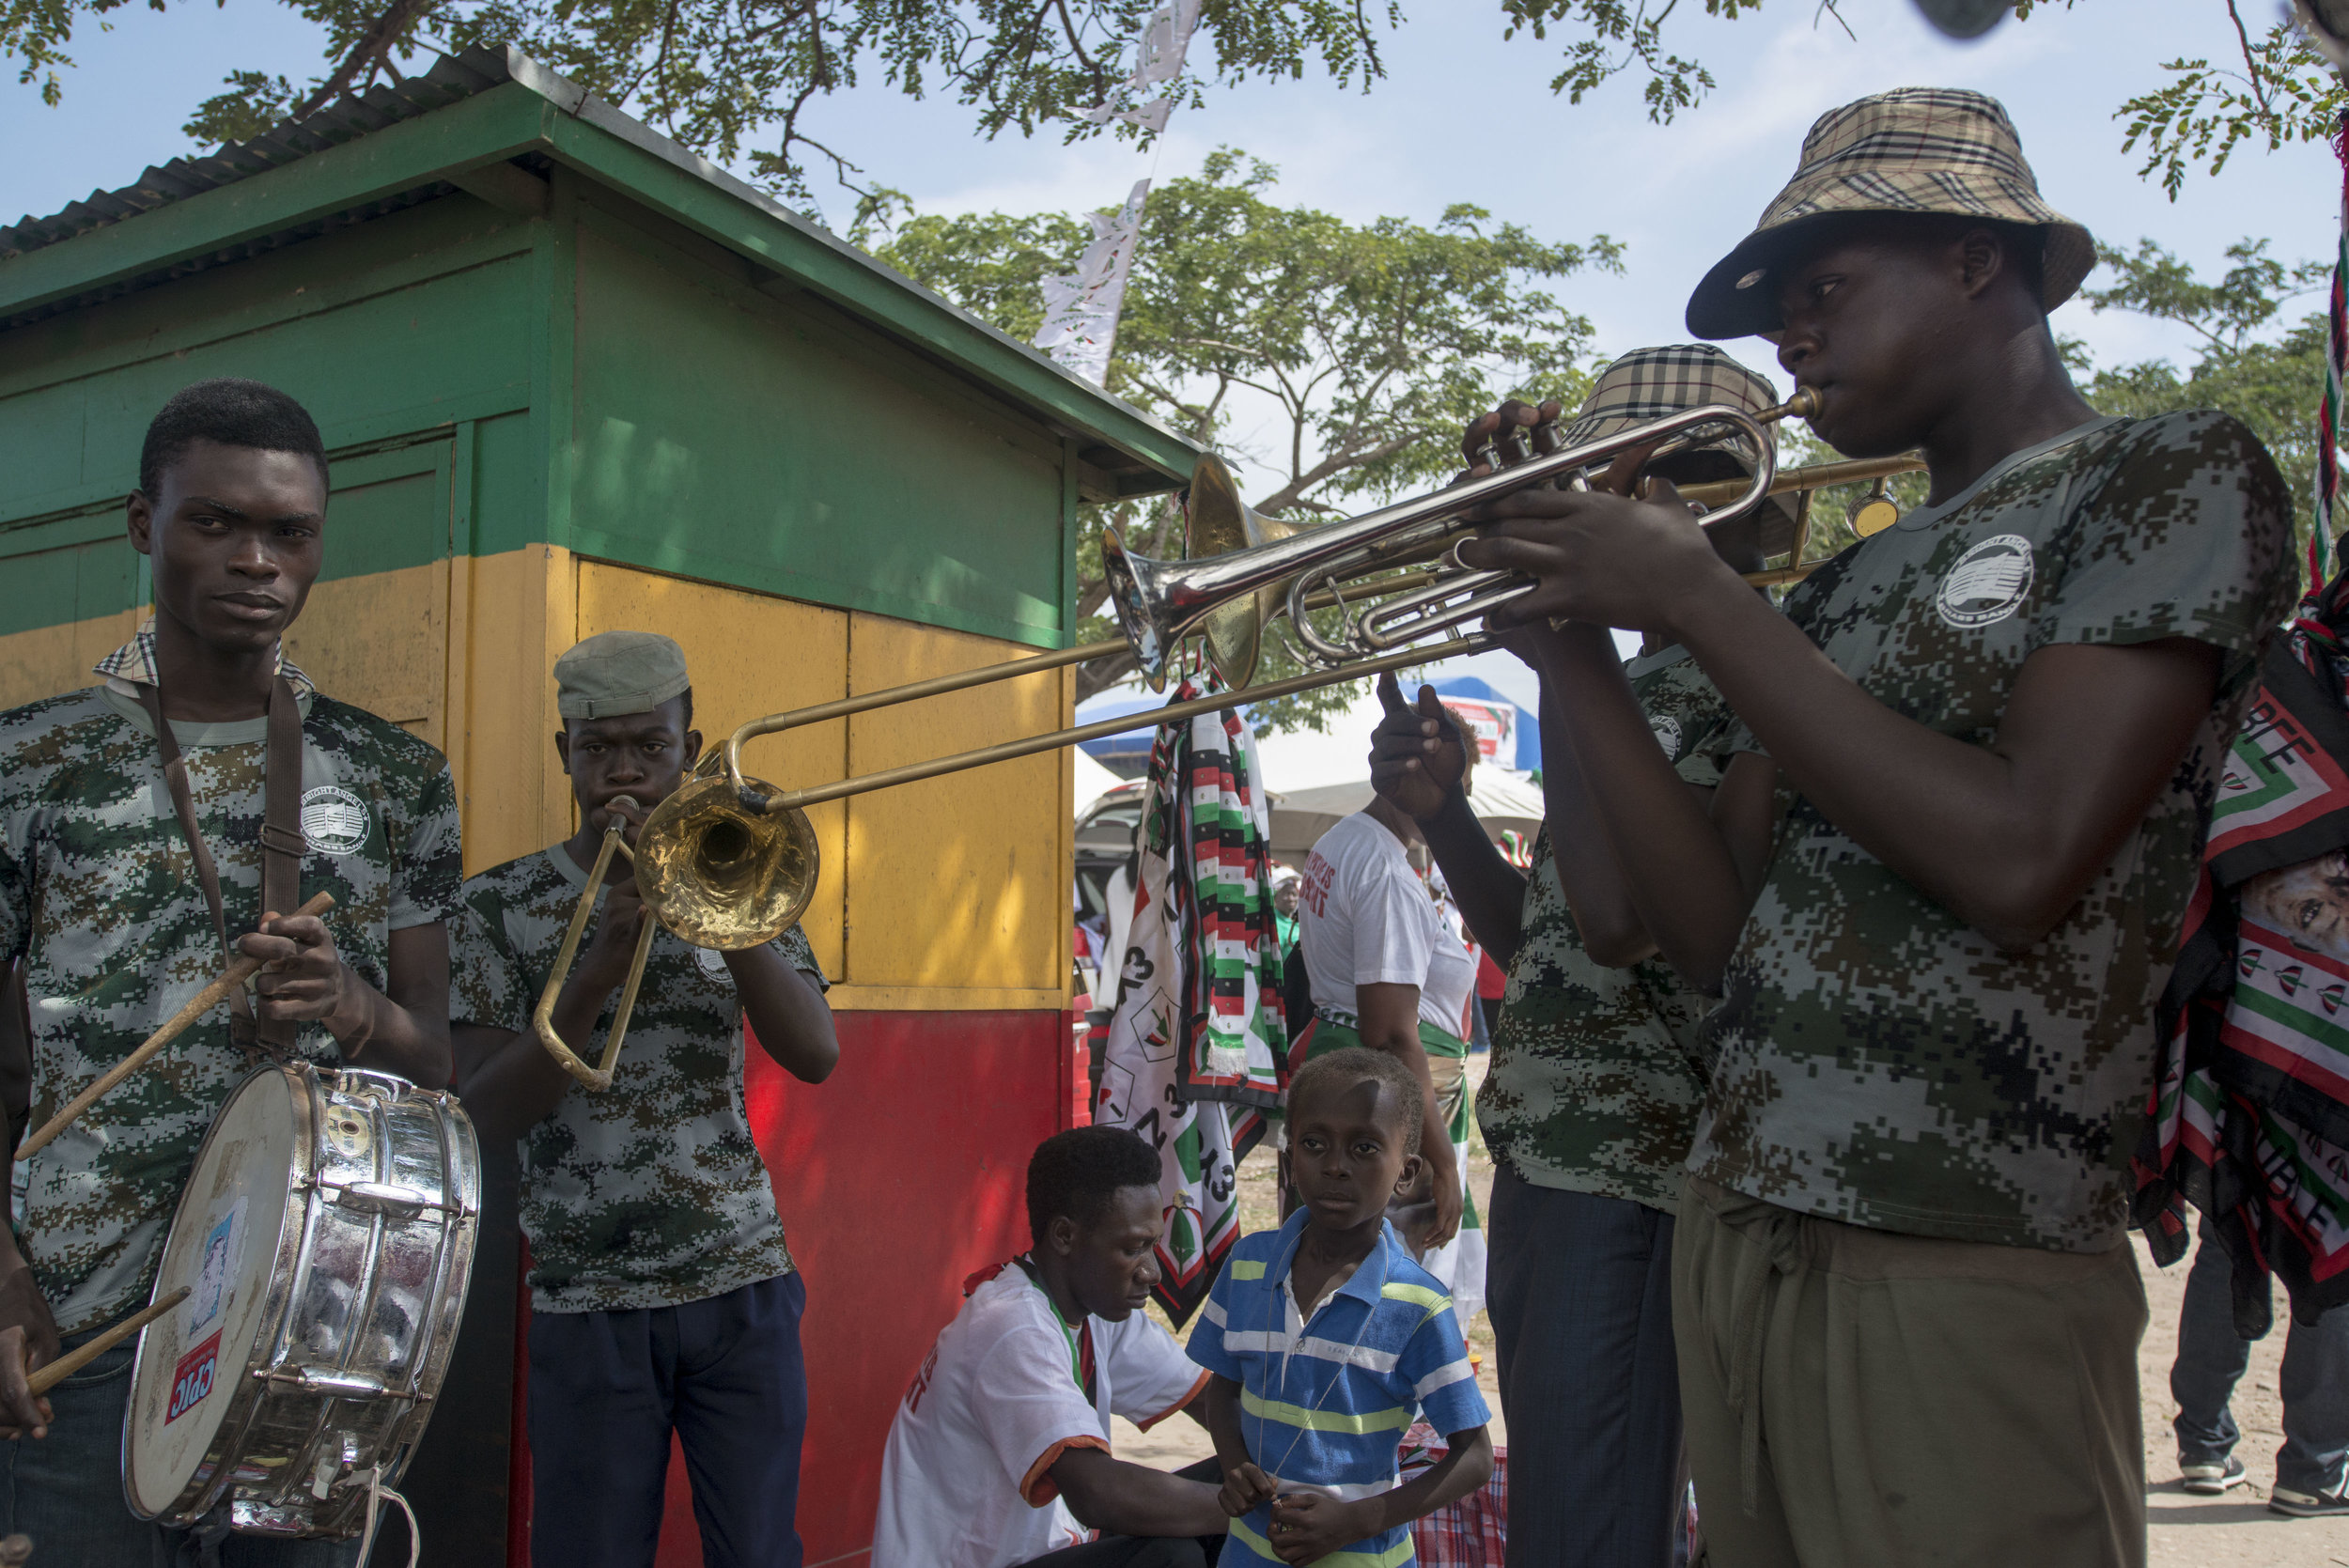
1685 87 2095 340
1562 344 1800 556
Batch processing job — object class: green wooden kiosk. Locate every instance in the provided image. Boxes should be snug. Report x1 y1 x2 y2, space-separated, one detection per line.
0 46 1195 1564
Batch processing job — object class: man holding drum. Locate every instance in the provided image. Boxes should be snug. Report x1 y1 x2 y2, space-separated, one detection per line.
0 378 463 1561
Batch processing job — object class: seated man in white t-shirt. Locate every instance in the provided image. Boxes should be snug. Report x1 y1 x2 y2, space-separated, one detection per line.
874 1127 1225 1568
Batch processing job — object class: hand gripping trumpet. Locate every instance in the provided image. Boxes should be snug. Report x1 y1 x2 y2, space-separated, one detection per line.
533 392 1921 1088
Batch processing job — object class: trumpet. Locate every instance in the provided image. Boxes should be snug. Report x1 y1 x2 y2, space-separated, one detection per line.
531 401 1923 1087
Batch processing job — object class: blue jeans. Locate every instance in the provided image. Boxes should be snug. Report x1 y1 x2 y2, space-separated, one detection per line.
2172 1221 2349 1495
0 1331 357 1568
527 1270 808 1568
1486 1166 1681 1568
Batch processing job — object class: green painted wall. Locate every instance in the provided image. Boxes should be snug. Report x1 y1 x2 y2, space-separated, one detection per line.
0 158 1107 650
561 187 1069 647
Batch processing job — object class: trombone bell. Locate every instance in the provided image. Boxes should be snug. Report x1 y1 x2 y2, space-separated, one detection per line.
634 773 821 951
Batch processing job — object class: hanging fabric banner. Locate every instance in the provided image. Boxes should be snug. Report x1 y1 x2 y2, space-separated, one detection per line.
2135 595 2349 1333
1077 0 1201 131
1034 179 1150 385
1095 679 1287 1325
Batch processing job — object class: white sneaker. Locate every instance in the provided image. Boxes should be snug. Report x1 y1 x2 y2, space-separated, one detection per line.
2180 1455 2247 1495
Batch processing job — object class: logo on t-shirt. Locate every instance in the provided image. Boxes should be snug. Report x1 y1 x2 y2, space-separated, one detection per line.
1936 535 2036 629
300 784 369 855
1650 715 1682 760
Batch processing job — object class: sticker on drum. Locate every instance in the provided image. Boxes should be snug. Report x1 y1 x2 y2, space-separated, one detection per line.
323 1107 372 1163
184 1195 245 1339
163 1330 221 1424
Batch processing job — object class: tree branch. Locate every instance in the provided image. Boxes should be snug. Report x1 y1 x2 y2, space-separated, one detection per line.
290 0 439 119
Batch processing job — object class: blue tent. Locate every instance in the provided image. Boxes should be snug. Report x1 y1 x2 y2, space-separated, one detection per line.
1427 675 1539 773
1073 691 1168 778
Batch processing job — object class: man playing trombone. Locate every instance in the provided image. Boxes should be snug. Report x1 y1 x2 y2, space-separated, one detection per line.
1372 345 1792 1568
1455 88 2297 1565
449 630 838 1568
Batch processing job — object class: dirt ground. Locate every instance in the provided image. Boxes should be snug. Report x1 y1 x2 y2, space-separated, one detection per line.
1117 1057 2349 1564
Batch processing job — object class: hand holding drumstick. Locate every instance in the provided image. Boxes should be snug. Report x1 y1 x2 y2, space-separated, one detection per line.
0 1287 187 1439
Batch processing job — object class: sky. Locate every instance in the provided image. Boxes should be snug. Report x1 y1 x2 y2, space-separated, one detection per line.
2 0 2340 789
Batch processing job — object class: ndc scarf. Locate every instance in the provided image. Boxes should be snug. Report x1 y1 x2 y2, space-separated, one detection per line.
2136 572 2349 1334
1094 678 1288 1325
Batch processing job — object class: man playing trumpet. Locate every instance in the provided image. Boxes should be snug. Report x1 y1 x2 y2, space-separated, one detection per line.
1374 344 1793 1567
1457 88 2297 1565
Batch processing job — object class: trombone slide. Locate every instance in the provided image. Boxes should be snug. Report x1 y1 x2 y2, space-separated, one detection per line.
532 804 660 1093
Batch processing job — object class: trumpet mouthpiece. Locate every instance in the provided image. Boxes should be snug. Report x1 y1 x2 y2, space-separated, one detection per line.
1781 387 1823 422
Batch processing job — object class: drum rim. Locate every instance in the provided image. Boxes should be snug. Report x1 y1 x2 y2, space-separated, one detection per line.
119 1062 483 1536
121 1060 317 1527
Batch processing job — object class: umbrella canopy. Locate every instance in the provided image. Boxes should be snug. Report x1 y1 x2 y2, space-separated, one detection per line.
1268 769 1546 860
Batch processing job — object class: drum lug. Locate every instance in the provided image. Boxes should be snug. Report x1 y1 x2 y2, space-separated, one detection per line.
322 1179 433 1220
264 1366 394 1399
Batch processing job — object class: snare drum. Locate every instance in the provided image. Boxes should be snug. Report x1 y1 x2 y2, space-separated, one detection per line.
123 1063 480 1537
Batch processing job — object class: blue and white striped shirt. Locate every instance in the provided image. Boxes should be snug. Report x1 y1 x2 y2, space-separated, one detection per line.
1188 1211 1490 1567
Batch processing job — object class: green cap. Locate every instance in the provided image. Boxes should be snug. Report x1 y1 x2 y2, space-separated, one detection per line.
554 630 690 720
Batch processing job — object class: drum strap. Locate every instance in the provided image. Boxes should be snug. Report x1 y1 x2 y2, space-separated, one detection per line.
139 676 305 1054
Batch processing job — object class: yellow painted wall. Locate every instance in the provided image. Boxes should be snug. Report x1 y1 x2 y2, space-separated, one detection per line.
0 551 1074 1011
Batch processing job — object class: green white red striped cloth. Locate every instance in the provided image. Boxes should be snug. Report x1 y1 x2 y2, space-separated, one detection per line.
1094 679 1287 1325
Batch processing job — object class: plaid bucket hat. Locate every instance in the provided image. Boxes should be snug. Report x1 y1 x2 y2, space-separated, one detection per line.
1562 344 1800 556
1686 87 2095 340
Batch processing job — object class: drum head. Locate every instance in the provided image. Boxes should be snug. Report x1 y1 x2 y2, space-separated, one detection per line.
123 1068 300 1519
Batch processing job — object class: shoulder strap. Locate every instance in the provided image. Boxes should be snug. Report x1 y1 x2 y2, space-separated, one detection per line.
139 676 305 1054
256 677 303 1050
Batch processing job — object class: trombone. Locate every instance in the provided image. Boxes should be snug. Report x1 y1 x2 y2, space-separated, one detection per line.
533 395 1923 1086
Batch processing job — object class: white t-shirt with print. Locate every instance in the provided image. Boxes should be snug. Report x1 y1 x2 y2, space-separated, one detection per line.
873 1265 1209 1568
1298 813 1475 1036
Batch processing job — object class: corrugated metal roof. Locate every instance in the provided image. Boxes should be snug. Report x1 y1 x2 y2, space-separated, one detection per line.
0 47 522 259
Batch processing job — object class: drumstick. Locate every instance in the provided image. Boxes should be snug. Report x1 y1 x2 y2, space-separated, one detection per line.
23 1286 189 1398
17 892 336 1159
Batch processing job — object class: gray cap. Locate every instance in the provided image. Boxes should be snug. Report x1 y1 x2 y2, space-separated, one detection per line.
554 630 690 720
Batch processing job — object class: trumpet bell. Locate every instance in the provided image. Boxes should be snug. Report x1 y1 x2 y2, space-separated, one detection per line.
635 774 820 950
1187 454 1310 689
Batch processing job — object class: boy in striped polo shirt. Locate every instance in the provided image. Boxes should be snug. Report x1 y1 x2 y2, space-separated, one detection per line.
1190 1048 1492 1564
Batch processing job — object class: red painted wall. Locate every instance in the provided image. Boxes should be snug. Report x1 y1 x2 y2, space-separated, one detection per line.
637 1006 1071 1568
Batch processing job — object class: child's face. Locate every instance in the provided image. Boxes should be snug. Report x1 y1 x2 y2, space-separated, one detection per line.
1052 1184 1165 1322
1288 1078 1419 1234
555 697 701 831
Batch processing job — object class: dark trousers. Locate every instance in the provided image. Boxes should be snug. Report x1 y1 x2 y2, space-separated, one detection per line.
1018 1459 1224 1567
0 1332 356 1568
528 1271 809 1568
2172 1221 2349 1496
1487 1166 1681 1568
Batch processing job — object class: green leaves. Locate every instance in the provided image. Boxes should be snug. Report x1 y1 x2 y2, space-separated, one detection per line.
868 150 1613 726
2114 16 2348 200
2082 235 2328 551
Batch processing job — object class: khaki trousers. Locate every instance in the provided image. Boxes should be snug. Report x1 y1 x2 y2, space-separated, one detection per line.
1673 1175 2148 1568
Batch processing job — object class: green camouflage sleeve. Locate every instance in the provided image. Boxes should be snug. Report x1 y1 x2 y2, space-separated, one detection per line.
776 923 829 991
2033 410 2295 693
0 799 27 964
448 881 528 1034
390 759 464 930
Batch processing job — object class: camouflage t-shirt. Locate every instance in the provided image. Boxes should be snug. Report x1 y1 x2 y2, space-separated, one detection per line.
1695 411 2297 1251
0 680 461 1334
451 846 827 1312
1475 646 1721 1212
